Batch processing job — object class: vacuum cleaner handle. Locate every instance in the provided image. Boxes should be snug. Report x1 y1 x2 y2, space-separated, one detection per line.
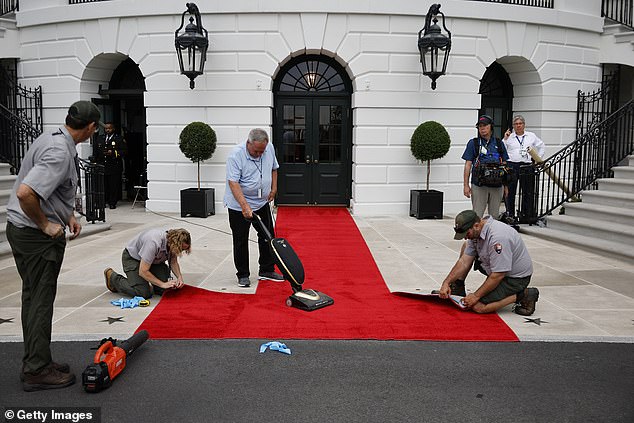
247 213 273 242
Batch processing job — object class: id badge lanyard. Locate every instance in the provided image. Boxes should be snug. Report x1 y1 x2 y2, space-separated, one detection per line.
516 135 528 159
253 157 263 198
479 137 488 155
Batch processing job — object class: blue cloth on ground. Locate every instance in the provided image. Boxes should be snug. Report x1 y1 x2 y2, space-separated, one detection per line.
259 341 291 355
111 296 146 309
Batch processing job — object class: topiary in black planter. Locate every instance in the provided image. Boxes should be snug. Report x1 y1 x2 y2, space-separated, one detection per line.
409 121 451 219
179 121 217 218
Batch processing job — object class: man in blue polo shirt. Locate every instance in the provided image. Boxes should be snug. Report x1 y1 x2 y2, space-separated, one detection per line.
224 128 284 287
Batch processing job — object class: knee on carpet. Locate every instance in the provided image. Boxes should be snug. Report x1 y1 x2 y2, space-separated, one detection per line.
136 285 153 299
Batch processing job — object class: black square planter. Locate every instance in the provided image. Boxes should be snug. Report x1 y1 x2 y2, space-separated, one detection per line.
410 189 443 219
180 188 215 218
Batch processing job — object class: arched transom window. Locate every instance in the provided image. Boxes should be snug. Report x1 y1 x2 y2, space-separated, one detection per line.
278 59 346 92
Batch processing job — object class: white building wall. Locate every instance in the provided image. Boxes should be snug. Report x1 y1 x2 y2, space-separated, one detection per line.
12 0 610 216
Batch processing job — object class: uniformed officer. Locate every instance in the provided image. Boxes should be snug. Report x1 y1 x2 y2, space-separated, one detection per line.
437 210 539 315
94 122 125 209
6 100 102 391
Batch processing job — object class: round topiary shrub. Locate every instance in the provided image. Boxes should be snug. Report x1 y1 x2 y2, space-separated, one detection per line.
410 121 451 191
179 121 217 190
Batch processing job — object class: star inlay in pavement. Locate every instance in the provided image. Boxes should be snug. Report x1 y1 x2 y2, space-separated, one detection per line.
0 317 15 324
101 316 125 325
523 317 548 326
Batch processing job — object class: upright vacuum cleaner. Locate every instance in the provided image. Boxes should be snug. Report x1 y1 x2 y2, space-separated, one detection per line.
250 213 334 311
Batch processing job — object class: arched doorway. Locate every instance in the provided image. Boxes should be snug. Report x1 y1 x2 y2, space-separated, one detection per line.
94 57 147 201
273 55 353 205
479 62 513 140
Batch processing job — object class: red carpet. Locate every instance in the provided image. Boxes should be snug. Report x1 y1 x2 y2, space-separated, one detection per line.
138 207 518 341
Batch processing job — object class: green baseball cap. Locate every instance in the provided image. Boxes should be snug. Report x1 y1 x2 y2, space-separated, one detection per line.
453 210 479 240
68 101 104 128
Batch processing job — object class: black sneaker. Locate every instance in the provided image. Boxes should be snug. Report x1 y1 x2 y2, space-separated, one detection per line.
238 277 251 287
258 271 284 282
449 280 466 297
514 288 539 316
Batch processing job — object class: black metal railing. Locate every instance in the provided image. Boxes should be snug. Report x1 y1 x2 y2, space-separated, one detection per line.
602 0 634 28
78 158 106 223
0 65 43 172
518 99 634 223
0 104 42 172
69 0 110 4
0 0 18 16
466 0 553 8
576 68 620 139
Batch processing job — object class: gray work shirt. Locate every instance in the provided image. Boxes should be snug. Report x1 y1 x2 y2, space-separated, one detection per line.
126 228 168 264
7 127 78 229
464 217 533 278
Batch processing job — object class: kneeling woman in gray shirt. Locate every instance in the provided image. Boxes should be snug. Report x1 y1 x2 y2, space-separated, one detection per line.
104 228 191 298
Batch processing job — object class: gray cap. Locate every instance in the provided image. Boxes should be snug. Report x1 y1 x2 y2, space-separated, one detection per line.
68 101 104 128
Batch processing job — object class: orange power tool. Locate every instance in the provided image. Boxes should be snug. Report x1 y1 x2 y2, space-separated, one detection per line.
82 330 149 393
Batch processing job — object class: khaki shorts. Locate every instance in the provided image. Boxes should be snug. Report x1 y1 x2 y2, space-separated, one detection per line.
480 275 531 304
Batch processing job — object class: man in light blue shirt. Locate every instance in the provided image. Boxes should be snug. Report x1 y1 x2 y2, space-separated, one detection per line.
224 128 284 287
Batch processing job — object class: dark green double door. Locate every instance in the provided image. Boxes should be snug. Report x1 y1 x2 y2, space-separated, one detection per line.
274 97 351 205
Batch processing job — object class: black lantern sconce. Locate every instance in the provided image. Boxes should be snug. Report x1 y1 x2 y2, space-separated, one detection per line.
417 4 452 90
175 3 209 89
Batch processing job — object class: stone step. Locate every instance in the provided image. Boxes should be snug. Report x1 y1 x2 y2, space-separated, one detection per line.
0 17 16 30
0 215 113 259
0 163 13 177
581 190 634 208
520 225 634 262
613 166 634 180
596 177 634 193
627 155 634 167
603 23 628 36
545 214 633 247
0 175 16 191
0 205 6 224
563 202 634 226
0 189 11 203
614 31 634 43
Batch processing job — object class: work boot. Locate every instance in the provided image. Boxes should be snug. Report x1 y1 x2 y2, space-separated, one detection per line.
104 267 117 293
20 362 70 382
23 365 76 392
449 280 466 297
514 288 539 316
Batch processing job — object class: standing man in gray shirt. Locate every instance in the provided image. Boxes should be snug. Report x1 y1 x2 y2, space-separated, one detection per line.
6 101 102 391
437 210 539 315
